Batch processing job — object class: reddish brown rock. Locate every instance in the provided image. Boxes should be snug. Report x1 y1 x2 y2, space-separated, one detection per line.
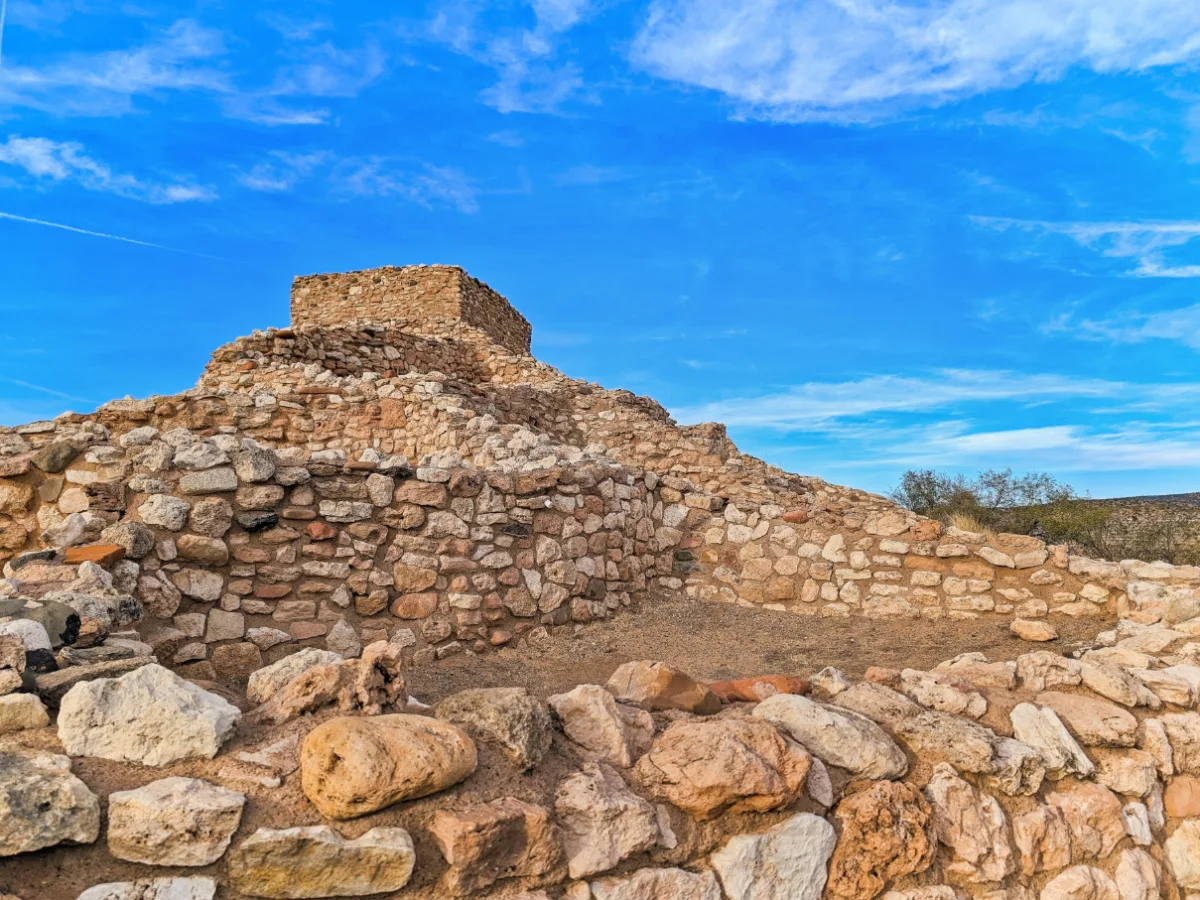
633 718 810 819
606 660 720 715
826 781 936 900
1165 775 1200 818
305 522 337 541
254 584 292 600
709 675 808 703
391 592 439 619
430 798 563 893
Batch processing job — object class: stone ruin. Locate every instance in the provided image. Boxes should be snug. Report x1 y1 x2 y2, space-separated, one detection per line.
0 266 1198 900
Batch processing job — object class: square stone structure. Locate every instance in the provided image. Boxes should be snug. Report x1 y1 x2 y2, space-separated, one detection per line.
291 264 532 356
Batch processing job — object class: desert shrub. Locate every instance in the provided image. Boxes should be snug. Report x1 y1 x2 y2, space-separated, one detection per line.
889 468 1111 551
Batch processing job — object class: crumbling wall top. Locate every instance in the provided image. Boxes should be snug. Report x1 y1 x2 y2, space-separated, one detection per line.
290 265 532 355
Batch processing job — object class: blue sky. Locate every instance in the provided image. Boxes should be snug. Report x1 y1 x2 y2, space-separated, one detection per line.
2 0 1200 499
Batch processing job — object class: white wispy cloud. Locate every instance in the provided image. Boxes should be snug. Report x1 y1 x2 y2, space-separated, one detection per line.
632 0 1200 122
431 0 596 113
1052 302 1200 350
974 216 1200 278
859 421 1200 472
675 368 1200 473
236 151 331 192
673 369 1135 429
0 17 384 126
0 19 230 116
336 159 480 213
0 135 215 202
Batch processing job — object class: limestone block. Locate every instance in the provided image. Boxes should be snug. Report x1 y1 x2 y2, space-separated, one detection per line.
591 868 722 900
0 750 100 856
57 664 240 766
430 797 563 894
605 660 719 714
555 762 659 879
435 686 552 770
246 648 342 705
753 693 908 779
825 781 936 899
549 684 653 767
228 826 415 898
712 813 838 900
107 776 245 866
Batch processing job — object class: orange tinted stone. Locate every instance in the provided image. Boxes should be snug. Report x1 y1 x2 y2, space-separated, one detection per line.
255 584 292 599
64 543 125 566
709 675 808 703
306 522 338 541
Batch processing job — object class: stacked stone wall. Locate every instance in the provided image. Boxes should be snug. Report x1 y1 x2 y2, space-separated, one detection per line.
290 265 533 356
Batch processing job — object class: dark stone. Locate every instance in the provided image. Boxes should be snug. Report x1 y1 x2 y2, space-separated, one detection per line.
237 511 279 532
502 522 533 538
9 549 59 570
25 648 58 674
32 441 80 474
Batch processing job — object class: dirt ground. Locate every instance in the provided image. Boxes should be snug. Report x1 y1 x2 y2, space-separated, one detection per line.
409 597 1107 700
3 599 1110 900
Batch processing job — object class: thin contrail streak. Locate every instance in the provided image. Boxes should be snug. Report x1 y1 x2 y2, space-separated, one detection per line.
0 0 7 67
0 210 230 260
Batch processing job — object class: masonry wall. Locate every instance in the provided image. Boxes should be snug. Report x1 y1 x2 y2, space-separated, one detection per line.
290 265 533 356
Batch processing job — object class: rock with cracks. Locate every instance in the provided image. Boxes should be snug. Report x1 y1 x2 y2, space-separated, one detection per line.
228 826 415 898
711 813 837 900
300 714 476 819
106 776 246 866
57 664 240 766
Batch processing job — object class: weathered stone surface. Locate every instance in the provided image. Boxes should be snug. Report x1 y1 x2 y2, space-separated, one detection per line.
1037 692 1138 747
548 684 653 768
1040 866 1119 900
36 656 154 705
234 448 277 483
256 641 405 723
1046 782 1126 861
107 777 245 866
176 535 229 566
712 813 837 900
1165 817 1200 889
77 877 216 900
1164 775 1200 817
138 494 190 531
100 522 156 559
555 762 659 879
753 693 908 779
435 686 552 770
1092 748 1158 798
228 826 415 898
1013 804 1072 876
0 694 49 734
900 669 987 719
300 714 476 818
430 797 562 894
0 750 100 856
826 781 936 899
1011 703 1095 779
1012 619 1058 641
1160 712 1200 775
893 710 997 773
924 763 1015 883
246 648 342 705
57 664 240 766
708 675 808 702
606 660 720 715
1115 848 1161 900
590 868 722 900
633 717 810 819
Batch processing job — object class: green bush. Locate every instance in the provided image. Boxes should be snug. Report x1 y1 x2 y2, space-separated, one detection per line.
889 468 1111 551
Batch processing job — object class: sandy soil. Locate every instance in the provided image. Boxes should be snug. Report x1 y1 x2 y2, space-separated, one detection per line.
2 598 1109 900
